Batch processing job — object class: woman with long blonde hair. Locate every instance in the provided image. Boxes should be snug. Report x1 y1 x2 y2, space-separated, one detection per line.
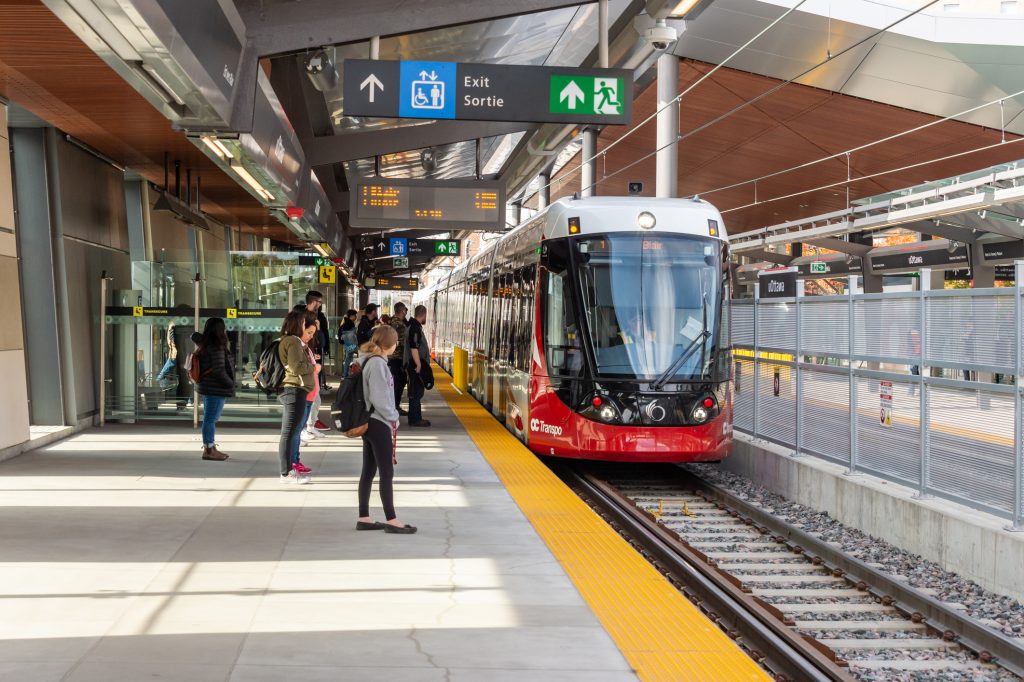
356 325 416 534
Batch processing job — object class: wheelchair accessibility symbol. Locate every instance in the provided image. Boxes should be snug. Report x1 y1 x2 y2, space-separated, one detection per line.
411 74 445 110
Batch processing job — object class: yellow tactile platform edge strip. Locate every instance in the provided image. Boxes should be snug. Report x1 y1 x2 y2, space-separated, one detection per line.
435 374 770 682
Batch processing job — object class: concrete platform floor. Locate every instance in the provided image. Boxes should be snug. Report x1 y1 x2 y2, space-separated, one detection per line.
0 390 637 682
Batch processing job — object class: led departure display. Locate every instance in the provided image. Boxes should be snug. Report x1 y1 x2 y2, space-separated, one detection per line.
350 178 504 230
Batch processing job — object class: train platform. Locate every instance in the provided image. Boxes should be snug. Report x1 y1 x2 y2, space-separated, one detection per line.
0 372 767 682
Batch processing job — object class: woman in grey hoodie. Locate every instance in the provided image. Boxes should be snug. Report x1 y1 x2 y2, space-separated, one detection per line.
357 325 417 534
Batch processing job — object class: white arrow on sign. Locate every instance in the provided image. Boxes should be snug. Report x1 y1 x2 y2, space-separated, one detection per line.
360 73 384 102
559 80 585 110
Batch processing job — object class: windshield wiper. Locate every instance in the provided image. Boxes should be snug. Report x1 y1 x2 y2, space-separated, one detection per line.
651 299 710 391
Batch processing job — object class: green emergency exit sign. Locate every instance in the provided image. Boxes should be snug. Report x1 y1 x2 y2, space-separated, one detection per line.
549 75 624 116
434 240 461 256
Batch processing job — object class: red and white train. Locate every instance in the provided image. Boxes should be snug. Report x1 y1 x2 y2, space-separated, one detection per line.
418 196 733 462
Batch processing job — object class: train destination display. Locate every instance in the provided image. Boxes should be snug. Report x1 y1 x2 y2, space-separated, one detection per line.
350 178 504 230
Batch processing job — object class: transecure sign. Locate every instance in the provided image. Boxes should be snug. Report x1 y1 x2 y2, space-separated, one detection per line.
343 59 633 126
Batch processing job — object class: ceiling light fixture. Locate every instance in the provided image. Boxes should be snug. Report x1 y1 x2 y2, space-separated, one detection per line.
231 162 275 203
200 135 233 160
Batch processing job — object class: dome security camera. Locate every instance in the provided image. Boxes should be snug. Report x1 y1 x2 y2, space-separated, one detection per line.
644 20 677 50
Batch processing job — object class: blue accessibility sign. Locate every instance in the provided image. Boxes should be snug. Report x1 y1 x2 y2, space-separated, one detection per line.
399 61 456 119
389 237 408 257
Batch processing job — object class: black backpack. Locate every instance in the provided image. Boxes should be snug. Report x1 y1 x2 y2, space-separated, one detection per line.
331 357 378 437
253 339 286 395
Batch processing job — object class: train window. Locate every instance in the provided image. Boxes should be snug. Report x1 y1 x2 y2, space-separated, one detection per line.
541 242 582 377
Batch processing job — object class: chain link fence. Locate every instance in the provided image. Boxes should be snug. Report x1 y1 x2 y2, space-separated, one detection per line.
731 268 1023 527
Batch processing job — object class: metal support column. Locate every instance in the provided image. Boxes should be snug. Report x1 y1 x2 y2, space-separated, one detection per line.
98 272 112 427
370 36 380 60
655 52 679 198
846 274 858 474
916 269 932 498
538 175 550 210
752 284 760 439
1012 261 1024 530
509 202 521 227
193 273 201 429
598 0 609 68
581 129 596 198
287 275 294 309
793 279 804 457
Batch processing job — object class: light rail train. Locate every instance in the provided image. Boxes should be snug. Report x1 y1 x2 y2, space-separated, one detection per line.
416 196 733 462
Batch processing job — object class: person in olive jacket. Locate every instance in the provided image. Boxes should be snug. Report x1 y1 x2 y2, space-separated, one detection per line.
190 318 235 461
277 310 318 484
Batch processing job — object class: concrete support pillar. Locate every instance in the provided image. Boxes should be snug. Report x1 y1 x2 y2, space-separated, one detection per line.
930 269 945 291
581 129 596 198
509 202 521 227
538 174 550 210
656 52 679 198
971 246 996 289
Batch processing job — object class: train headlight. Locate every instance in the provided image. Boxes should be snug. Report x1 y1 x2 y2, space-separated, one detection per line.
692 406 709 423
600 405 618 422
637 211 656 230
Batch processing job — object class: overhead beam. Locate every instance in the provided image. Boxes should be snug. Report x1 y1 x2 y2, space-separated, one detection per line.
904 220 979 244
306 121 536 166
743 249 794 266
802 237 872 256
240 0 590 58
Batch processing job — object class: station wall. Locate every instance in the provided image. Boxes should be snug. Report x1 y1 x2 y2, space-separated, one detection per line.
0 102 31 451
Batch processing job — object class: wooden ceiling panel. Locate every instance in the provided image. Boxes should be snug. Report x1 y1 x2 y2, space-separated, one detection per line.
544 57 1023 236
0 1 296 244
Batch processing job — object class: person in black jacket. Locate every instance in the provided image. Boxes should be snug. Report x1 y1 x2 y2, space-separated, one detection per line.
190 317 234 461
305 291 330 390
357 303 378 346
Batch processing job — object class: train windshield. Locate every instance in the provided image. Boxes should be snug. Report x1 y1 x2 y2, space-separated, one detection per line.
574 233 723 381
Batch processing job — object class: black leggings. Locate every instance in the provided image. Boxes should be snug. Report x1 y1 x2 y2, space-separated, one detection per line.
359 419 396 520
278 387 308 476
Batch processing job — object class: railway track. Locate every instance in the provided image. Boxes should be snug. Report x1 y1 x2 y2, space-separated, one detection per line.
562 464 1024 682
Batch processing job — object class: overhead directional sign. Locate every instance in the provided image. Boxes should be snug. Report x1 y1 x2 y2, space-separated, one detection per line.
389 237 408 256
365 277 419 291
343 59 632 126
351 177 504 230
433 239 460 256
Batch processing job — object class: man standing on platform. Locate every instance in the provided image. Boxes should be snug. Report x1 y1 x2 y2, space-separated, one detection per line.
404 304 431 428
357 303 378 346
306 291 330 391
388 302 409 417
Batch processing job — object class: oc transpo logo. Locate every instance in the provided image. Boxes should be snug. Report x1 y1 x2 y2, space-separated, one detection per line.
530 418 563 436
645 399 667 422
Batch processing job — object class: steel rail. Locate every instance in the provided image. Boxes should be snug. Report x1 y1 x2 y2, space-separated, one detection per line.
563 466 855 682
687 473 1024 678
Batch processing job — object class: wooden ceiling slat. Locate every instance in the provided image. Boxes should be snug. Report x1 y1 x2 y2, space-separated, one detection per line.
0 2 295 242
547 57 1023 234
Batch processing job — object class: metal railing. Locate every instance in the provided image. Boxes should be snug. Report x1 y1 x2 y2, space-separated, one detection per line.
731 265 1024 528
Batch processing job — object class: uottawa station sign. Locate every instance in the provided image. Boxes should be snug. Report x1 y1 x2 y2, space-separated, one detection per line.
343 59 632 126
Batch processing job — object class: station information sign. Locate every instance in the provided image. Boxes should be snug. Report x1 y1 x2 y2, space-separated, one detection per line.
351 178 504 230
343 59 632 126
365 277 419 291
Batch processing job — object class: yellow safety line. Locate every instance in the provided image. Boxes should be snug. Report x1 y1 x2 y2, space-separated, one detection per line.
435 373 769 682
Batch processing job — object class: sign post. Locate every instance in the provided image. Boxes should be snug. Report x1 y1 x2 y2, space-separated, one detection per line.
343 59 632 125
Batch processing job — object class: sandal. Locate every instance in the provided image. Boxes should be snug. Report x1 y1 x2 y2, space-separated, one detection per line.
356 521 387 531
383 523 417 535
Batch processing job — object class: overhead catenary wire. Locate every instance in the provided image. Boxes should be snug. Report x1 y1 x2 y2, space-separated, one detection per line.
540 0 961 201
561 88 1024 213
719 135 1024 217
535 0 810 197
